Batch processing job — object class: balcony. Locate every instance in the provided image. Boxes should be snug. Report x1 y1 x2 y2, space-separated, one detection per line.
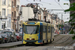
0 16 7 20
16 5 19 11
8 4 11 7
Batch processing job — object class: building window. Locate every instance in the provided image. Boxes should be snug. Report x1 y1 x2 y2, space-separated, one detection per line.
8 0 11 7
2 8 6 16
2 23 6 29
2 0 6 5
14 11 16 17
14 0 16 6
12 12 13 17
12 1 14 7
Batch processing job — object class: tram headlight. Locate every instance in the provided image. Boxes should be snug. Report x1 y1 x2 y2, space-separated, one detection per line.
29 37 32 40
32 38 35 40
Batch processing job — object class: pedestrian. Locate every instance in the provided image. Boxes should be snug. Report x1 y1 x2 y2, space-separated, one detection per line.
63 27 65 34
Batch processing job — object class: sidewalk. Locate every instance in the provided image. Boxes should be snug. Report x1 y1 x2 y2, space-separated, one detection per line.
0 41 22 48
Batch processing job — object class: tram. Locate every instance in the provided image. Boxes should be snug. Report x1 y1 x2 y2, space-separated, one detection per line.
22 19 54 44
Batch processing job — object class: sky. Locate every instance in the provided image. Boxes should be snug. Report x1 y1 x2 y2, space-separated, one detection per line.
20 0 70 22
20 0 70 9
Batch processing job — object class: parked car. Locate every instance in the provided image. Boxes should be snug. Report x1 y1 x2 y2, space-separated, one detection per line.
0 30 11 43
0 30 3 34
15 33 20 41
0 33 7 43
1 33 9 43
0 34 2 43
2 30 17 42
19 33 22 40
2 32 12 43
5 28 15 32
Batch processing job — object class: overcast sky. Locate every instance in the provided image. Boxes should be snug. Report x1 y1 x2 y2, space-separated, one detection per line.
20 0 70 22
20 0 70 9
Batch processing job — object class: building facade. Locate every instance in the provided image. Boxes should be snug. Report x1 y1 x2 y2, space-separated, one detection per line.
11 0 20 31
0 0 11 30
0 0 20 31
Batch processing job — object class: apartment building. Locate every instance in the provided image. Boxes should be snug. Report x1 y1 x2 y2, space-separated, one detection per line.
0 0 1 16
0 0 20 31
0 0 11 30
11 0 20 31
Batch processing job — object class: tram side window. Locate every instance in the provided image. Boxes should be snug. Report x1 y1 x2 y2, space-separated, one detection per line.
43 26 46 33
52 27 54 33
48 26 50 33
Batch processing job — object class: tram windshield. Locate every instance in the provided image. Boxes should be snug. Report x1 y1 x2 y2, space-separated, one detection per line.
25 25 39 34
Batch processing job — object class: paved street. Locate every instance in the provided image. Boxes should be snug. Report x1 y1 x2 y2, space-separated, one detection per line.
9 46 62 50
0 34 74 47
0 46 74 50
0 34 57 48
0 34 75 50
0 41 22 47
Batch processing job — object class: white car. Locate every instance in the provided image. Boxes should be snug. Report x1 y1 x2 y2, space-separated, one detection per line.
5 28 15 32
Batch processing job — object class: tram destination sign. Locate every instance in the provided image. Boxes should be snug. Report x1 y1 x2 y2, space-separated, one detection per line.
27 22 35 24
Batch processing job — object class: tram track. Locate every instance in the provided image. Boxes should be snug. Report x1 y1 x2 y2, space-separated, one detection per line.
47 34 74 46
53 35 65 42
63 36 74 46
55 36 71 44
55 35 74 46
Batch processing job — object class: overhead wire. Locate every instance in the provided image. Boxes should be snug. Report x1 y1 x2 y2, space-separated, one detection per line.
26 0 31 2
26 0 64 10
27 0 51 5
54 0 64 10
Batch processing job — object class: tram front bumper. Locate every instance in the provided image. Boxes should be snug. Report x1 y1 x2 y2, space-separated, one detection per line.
23 40 42 44
25 40 37 42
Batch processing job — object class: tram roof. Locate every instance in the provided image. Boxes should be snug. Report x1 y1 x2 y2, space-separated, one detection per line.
25 19 50 23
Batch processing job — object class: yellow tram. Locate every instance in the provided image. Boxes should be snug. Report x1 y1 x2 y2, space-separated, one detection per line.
22 20 54 44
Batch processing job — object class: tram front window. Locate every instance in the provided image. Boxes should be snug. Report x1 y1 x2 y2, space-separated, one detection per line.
25 26 39 34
